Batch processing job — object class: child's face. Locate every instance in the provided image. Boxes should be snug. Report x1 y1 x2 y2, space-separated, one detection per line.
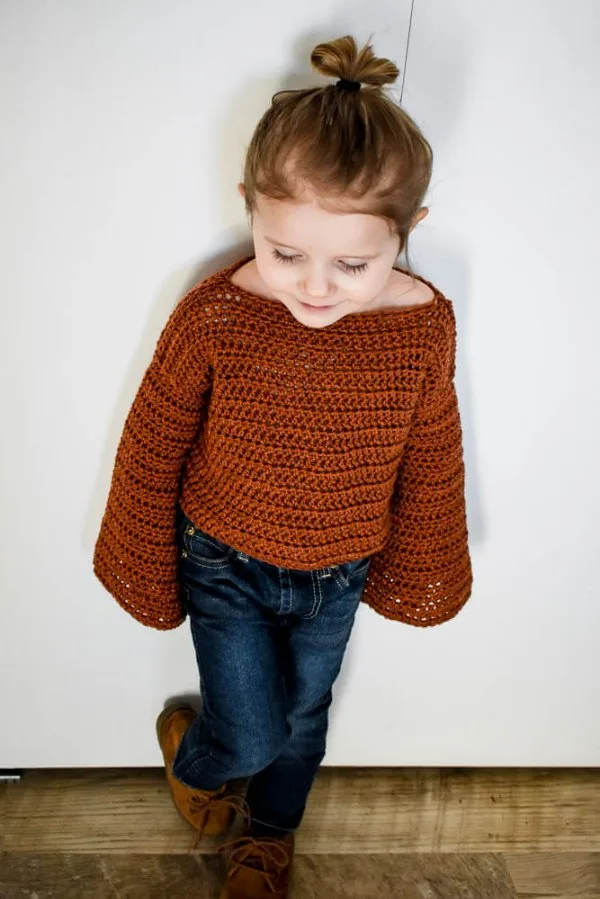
242 188 419 329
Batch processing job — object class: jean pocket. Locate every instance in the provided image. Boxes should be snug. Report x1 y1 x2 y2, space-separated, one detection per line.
180 517 234 569
327 556 372 590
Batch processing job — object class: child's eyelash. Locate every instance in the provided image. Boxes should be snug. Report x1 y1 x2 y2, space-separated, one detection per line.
271 248 368 275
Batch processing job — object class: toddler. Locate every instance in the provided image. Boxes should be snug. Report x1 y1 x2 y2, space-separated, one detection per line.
93 33 473 899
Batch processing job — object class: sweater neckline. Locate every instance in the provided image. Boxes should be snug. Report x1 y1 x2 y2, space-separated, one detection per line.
222 254 441 323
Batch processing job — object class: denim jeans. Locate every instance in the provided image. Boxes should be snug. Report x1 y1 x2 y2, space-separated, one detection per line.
170 502 372 837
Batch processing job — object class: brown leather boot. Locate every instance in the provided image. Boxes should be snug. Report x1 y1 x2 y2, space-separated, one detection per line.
217 821 295 898
156 701 250 835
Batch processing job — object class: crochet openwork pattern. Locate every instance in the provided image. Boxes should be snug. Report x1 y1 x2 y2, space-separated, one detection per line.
93 255 472 629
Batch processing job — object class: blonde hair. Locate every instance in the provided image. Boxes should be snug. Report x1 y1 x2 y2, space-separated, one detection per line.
240 34 433 270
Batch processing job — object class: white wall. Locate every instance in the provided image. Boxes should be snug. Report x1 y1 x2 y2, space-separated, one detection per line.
1 0 599 768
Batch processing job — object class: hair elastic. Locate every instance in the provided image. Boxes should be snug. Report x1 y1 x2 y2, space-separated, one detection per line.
335 78 361 93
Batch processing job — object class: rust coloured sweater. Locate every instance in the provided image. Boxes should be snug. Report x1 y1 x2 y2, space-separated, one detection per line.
93 255 473 629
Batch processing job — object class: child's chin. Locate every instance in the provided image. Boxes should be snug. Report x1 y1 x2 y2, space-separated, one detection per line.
292 304 344 327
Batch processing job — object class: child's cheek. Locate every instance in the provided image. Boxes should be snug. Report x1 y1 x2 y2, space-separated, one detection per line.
268 269 295 294
346 276 377 305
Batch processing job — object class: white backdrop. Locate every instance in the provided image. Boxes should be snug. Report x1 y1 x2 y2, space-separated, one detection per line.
1 0 599 768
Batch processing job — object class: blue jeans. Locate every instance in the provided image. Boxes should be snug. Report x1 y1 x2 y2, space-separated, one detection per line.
171 502 372 837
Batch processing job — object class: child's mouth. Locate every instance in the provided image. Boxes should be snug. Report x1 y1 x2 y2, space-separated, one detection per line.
299 300 335 311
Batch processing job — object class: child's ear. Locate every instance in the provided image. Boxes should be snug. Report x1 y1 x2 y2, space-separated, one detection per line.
238 182 246 199
410 207 429 231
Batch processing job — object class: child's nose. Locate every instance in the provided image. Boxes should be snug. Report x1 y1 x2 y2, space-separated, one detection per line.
301 271 334 299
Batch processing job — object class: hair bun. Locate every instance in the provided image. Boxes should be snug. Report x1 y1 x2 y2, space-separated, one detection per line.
310 34 399 89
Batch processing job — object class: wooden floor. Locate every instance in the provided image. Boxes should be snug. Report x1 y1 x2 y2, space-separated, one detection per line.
1 767 599 897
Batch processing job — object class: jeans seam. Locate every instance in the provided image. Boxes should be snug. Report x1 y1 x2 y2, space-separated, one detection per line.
250 815 295 834
172 749 214 788
304 569 323 619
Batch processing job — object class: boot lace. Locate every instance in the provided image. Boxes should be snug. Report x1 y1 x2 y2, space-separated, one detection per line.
186 790 251 826
218 832 292 893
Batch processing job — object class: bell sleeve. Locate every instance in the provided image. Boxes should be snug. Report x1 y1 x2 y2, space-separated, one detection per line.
92 287 213 629
361 302 473 626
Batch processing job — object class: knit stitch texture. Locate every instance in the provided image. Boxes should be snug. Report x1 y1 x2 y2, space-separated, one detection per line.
93 255 473 629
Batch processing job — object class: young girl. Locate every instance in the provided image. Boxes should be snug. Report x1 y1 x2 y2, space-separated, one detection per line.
93 34 472 899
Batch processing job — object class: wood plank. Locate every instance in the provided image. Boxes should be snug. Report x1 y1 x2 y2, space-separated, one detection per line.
0 852 518 898
505 852 600 898
1 768 599 855
0 853 221 898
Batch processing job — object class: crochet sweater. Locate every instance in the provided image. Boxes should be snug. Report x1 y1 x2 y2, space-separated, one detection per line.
93 255 473 629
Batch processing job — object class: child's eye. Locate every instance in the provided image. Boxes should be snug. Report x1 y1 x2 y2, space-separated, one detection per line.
271 248 368 275
340 261 368 275
272 249 297 265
